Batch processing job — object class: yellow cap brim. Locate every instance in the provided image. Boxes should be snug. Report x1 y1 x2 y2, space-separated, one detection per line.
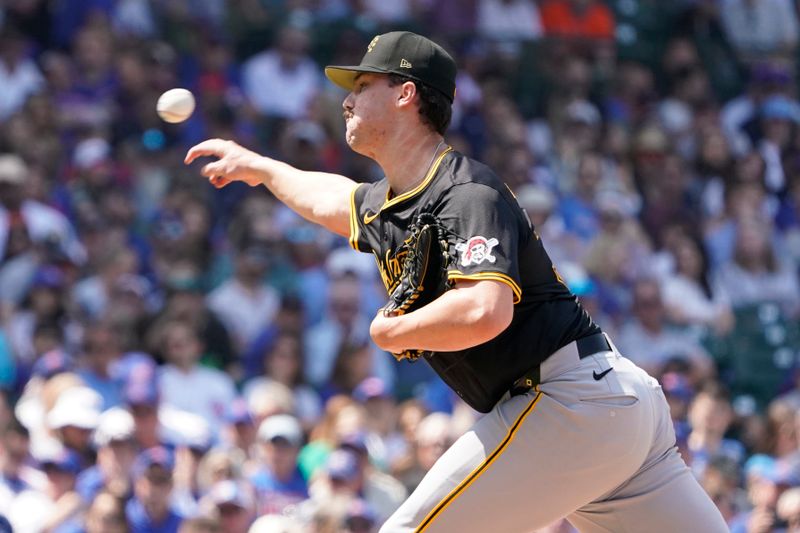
324 65 389 91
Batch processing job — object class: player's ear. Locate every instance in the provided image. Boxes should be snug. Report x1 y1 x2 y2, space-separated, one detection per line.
397 80 418 108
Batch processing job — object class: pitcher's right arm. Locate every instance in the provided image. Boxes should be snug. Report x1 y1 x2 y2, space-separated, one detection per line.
185 139 358 237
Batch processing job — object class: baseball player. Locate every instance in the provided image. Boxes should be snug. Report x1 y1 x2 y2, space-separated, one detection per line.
185 32 728 532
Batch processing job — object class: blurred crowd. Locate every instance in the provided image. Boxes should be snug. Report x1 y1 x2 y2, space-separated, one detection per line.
2 0 800 532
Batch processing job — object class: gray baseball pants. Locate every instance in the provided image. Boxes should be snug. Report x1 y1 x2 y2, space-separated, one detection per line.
380 336 729 533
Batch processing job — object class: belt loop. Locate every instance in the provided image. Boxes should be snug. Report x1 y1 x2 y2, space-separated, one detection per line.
510 366 540 397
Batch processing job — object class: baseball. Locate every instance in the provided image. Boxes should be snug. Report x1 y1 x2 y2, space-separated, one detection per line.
156 88 195 123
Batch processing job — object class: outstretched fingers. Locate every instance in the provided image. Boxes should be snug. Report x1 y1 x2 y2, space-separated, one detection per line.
184 139 230 164
185 139 238 188
200 160 227 179
197 157 232 188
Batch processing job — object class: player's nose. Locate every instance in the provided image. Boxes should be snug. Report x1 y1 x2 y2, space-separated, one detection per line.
342 92 355 111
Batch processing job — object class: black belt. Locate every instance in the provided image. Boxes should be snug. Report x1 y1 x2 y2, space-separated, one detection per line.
509 332 611 397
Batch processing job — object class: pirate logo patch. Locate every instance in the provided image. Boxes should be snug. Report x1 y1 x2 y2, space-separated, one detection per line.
367 36 380 53
456 236 499 266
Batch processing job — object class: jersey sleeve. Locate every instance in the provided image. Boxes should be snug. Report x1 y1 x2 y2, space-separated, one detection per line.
440 183 524 303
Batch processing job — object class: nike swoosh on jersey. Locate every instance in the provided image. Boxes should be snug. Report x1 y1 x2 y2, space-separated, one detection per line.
363 210 380 225
593 368 613 381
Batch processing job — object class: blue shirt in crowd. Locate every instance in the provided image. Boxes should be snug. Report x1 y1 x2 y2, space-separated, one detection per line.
250 467 308 515
78 370 123 409
125 498 184 533
75 465 106 503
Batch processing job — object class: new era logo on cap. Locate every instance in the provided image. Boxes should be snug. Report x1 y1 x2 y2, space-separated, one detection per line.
400 59 412 68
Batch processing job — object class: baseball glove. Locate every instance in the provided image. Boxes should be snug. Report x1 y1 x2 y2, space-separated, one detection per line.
382 212 452 361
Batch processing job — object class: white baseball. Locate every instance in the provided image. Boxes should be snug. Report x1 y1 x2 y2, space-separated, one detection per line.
156 88 195 123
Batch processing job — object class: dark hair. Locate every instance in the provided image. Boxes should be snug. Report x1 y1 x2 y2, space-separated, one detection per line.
264 329 305 387
697 381 731 404
387 74 452 135
330 342 371 393
680 232 714 299
732 217 778 273
33 321 65 343
160 318 202 349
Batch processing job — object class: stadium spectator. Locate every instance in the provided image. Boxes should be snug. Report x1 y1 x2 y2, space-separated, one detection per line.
393 412 453 493
76 407 137 502
123 378 161 450
477 0 544 45
206 244 281 354
126 447 185 533
693 126 736 219
243 330 321 428
582 189 652 316
82 490 128 533
335 433 407 523
71 245 140 321
197 447 242 488
219 397 257 459
157 319 236 431
0 27 44 120
687 383 746 479
47 386 103 465
8 445 82 532
729 454 796 533
616 278 713 378
324 343 381 401
720 0 800 62
699 456 742 524
199 480 255 533
0 417 34 508
540 0 615 41
250 414 308 516
516 184 577 266
722 62 796 157
305 274 391 389
5 266 70 364
713 216 800 314
540 0 615 61
342 498 378 533
300 448 373 530
764 399 799 461
151 279 235 373
77 322 125 409
660 233 735 334
351 377 405 471
557 151 605 243
0 154 84 266
242 26 321 121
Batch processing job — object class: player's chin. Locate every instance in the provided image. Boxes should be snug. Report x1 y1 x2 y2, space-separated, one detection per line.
345 132 367 155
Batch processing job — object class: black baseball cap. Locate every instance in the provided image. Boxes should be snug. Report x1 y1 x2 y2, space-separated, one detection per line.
325 31 457 102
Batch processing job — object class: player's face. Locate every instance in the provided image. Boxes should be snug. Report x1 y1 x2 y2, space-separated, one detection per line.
342 73 398 156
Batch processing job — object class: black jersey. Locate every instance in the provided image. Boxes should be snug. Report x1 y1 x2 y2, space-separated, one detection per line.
348 148 600 412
